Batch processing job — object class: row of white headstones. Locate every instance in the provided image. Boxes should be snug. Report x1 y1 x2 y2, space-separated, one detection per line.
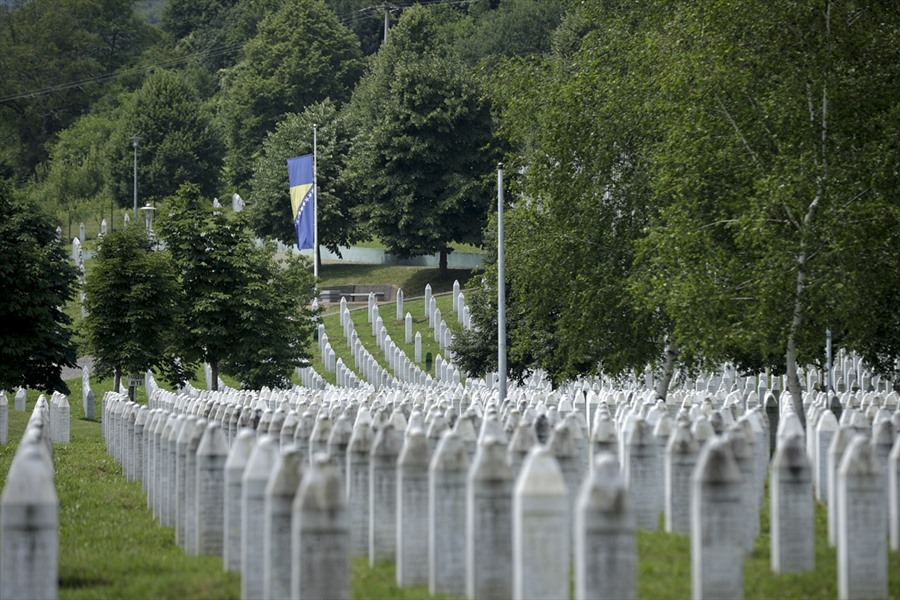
93 374 900 600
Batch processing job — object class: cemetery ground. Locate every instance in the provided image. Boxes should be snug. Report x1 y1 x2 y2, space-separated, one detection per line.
6 381 900 599
8 258 900 599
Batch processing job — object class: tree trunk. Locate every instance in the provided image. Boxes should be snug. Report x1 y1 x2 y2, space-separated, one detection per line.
439 248 448 277
113 368 121 393
210 359 219 392
786 254 808 430
655 339 679 401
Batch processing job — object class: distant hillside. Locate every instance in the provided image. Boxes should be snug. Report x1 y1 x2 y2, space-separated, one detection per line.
135 0 166 25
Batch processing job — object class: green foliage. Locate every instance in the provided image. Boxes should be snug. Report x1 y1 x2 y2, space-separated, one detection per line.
106 70 223 207
0 0 154 180
635 0 900 384
345 5 496 272
81 226 183 385
454 2 669 385
454 0 570 65
0 179 79 393
158 183 318 390
219 0 364 185
248 100 364 254
27 112 118 234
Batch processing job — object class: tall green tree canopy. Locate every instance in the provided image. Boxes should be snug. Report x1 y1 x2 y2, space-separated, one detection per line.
158 183 317 390
219 0 364 185
636 0 900 414
0 0 154 180
247 100 362 255
454 1 670 387
345 4 496 273
0 179 78 393
107 69 223 207
82 225 183 390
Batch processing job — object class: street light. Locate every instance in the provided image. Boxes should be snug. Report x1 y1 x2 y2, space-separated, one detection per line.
140 202 157 250
139 202 156 234
130 135 142 219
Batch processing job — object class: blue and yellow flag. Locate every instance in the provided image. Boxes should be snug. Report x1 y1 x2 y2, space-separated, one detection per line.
287 154 315 250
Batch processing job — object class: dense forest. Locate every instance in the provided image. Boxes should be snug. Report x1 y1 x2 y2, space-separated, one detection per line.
2 0 899 411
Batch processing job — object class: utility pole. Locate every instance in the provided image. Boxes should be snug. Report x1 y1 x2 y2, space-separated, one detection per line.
130 135 141 219
383 3 390 45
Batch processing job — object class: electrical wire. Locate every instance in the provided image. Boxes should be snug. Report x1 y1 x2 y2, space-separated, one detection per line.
0 0 484 105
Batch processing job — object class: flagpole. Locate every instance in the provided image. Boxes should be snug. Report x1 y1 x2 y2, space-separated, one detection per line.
313 124 319 280
497 163 507 405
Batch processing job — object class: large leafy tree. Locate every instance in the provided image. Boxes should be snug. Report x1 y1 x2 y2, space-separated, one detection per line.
637 0 900 421
29 112 118 239
345 4 496 275
0 179 78 393
247 100 363 256
218 0 364 185
82 226 183 396
455 2 670 388
158 183 317 390
0 0 154 180
107 69 223 207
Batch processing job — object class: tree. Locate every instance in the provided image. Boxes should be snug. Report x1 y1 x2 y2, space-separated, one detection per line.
82 226 183 397
636 0 900 421
0 179 78 393
345 5 496 275
218 0 364 185
107 70 223 207
454 0 571 65
158 183 317 390
452 2 671 389
0 0 154 180
28 112 117 239
247 100 363 257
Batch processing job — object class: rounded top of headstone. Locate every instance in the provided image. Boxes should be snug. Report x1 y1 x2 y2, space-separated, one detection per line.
398 428 430 467
772 433 810 475
871 419 894 447
196 421 228 456
430 430 469 472
515 445 567 496
243 435 279 482
839 434 881 477
508 421 537 455
1 443 57 508
469 436 512 482
371 423 404 456
548 421 578 457
667 422 699 455
591 415 617 443
454 414 477 443
177 415 198 444
478 414 506 445
692 436 742 485
626 417 654 447
265 445 304 497
225 429 258 471
295 452 345 512
580 452 629 513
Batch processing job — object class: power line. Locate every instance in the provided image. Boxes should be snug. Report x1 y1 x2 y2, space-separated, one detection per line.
0 0 484 105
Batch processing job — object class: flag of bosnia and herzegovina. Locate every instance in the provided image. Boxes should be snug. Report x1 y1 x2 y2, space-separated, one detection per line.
287 154 314 250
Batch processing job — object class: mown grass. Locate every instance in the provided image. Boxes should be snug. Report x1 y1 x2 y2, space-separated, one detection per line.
310 293 458 386
318 263 473 296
